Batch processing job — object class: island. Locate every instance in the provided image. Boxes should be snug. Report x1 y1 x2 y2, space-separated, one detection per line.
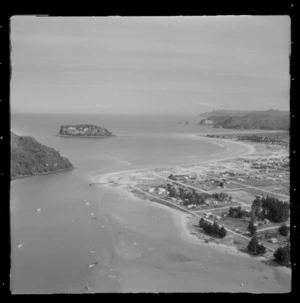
11 132 74 179
59 124 113 137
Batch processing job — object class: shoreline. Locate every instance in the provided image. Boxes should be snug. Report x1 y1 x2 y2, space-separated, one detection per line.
90 133 290 275
11 167 75 181
91 133 255 184
57 134 115 138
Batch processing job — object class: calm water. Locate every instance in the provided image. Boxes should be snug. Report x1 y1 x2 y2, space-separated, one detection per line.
10 113 291 293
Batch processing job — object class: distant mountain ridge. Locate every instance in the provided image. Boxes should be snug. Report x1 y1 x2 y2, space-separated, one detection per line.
11 132 74 179
199 110 258 119
198 109 290 130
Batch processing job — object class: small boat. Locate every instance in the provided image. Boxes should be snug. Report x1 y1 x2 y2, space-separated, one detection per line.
89 251 95 254
89 261 99 268
37 208 41 212
17 244 23 249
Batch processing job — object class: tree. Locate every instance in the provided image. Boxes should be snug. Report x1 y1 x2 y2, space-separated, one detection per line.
248 221 257 236
228 206 246 218
199 218 205 228
278 224 289 236
251 196 263 219
247 235 266 255
212 221 220 236
274 245 290 266
257 243 266 255
218 227 227 238
167 183 178 198
248 235 259 254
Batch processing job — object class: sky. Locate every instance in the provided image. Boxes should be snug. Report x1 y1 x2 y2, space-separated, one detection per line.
10 16 290 115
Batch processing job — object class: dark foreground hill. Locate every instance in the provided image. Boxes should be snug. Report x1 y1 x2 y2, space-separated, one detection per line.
199 109 289 130
11 132 74 179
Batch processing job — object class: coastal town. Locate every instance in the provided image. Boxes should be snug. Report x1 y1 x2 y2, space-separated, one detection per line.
102 132 290 267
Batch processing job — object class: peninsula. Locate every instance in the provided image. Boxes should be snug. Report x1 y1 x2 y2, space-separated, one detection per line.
198 109 289 131
59 124 113 137
11 132 74 179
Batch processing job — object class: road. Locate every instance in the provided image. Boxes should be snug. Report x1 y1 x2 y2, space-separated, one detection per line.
205 173 289 199
152 173 250 207
257 224 289 233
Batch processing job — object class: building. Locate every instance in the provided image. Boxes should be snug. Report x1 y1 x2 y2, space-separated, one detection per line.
269 238 278 244
204 119 214 125
157 188 166 194
187 204 196 209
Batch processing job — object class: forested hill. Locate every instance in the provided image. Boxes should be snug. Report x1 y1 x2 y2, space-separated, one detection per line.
198 109 289 130
11 132 74 179
199 110 257 119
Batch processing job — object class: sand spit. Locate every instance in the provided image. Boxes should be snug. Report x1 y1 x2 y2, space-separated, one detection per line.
90 134 291 278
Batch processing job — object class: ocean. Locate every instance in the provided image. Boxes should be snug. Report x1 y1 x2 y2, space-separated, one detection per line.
10 113 291 293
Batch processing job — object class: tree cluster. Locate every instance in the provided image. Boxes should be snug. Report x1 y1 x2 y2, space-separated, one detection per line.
274 245 290 266
251 195 289 223
167 183 232 206
167 183 210 205
168 174 177 181
199 218 227 238
278 224 289 236
247 235 266 255
228 206 250 218
211 192 232 202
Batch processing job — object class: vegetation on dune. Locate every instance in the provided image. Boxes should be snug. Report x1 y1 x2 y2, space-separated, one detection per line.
11 132 74 179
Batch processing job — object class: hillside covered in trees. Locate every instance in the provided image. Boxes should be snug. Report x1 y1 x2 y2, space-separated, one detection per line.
11 132 74 179
198 109 289 130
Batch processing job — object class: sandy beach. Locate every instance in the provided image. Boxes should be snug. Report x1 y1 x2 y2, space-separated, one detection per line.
91 134 255 185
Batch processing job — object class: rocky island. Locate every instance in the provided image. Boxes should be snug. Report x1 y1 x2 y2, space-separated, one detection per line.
59 124 113 137
11 132 74 179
